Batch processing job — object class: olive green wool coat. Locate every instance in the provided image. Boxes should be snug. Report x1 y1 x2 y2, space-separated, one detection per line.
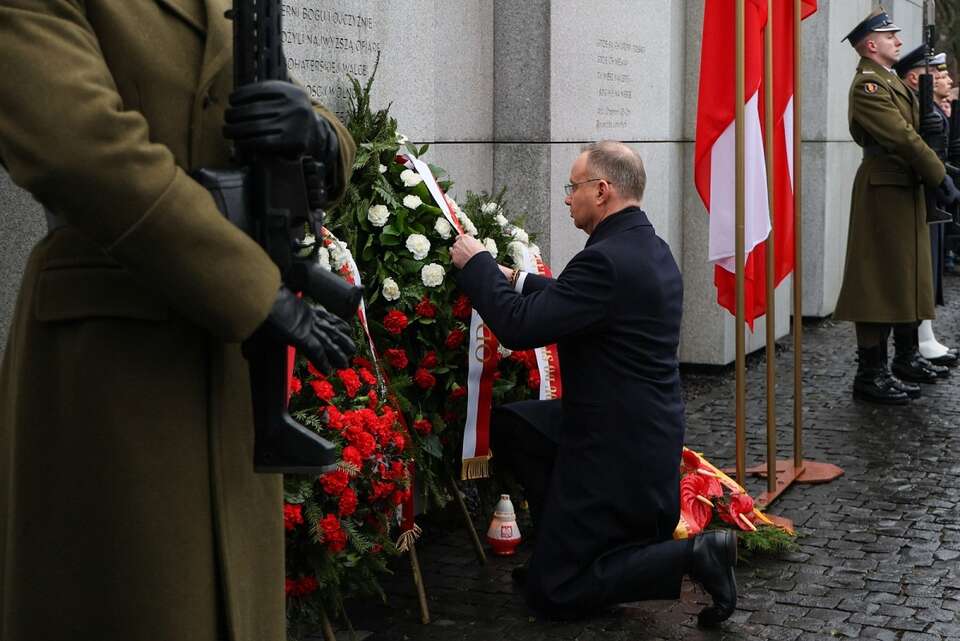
0 2 354 640
834 57 945 323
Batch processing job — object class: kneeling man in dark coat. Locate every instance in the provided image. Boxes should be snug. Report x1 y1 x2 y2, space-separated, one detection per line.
451 141 737 627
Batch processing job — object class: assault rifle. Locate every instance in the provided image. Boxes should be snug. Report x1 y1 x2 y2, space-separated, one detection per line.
920 0 953 224
195 0 362 473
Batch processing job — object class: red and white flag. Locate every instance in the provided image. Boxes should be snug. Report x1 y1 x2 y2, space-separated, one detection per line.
694 0 770 328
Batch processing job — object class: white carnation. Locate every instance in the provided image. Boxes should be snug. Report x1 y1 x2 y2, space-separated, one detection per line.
457 211 479 237
481 202 499 215
329 239 350 270
530 243 542 257
405 233 431 260
396 132 409 144
434 217 453 239
367 204 390 227
498 344 513 358
483 238 499 259
508 240 526 267
421 263 445 288
495 213 509 227
378 164 387 174
403 194 423 210
400 169 423 187
316 246 332 271
381 277 401 301
510 226 530 244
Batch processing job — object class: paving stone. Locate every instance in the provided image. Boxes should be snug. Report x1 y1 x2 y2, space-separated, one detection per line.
340 276 960 641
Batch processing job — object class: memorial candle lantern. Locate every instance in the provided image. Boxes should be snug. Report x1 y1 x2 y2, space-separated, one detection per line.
486 494 522 555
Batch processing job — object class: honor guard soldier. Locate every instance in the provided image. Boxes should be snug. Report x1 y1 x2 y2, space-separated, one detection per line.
893 47 960 367
834 9 960 404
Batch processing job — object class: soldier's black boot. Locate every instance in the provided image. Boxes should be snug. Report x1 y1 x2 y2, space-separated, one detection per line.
881 339 921 398
891 328 940 384
854 346 909 404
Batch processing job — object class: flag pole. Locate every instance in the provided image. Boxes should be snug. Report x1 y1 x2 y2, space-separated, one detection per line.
792 0 803 469
764 0 777 497
735 0 747 487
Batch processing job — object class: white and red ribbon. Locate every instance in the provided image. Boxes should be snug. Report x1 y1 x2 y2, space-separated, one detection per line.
461 310 499 480
514 243 563 401
397 152 466 236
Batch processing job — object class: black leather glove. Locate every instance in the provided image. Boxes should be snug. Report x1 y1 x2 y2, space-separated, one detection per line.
937 174 960 208
224 80 328 158
261 287 356 372
920 112 947 153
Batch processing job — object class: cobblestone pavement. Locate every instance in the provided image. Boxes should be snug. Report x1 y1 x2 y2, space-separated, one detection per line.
337 275 960 641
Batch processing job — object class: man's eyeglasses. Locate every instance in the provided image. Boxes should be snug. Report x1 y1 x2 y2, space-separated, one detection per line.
563 178 608 196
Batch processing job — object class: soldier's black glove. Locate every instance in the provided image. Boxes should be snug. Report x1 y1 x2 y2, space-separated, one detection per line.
921 113 947 153
261 286 356 372
224 80 333 160
937 174 960 207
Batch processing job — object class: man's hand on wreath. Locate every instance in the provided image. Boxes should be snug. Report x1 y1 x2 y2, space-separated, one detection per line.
451 234 487 269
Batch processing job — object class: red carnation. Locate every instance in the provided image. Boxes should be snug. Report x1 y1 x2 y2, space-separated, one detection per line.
449 386 467 401
415 296 437 319
337 369 362 398
414 368 437 390
345 424 377 459
289 377 303 396
383 309 409 335
285 577 296 596
511 350 538 369
413 418 433 434
307 361 324 379
297 576 319 596
283 503 304 531
452 294 472 320
370 480 396 501
359 368 378 386
352 356 373 370
324 405 345 430
392 432 407 452
384 348 409 369
310 379 335 402
341 445 363 470
320 469 350 496
338 487 358 517
445 328 466 350
368 388 379 408
420 351 439 369
319 514 347 552
527 368 541 390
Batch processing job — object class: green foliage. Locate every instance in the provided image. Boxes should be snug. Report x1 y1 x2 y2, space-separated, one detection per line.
737 524 799 558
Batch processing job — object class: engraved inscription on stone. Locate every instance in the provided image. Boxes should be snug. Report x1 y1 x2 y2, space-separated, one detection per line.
593 38 645 132
280 3 382 121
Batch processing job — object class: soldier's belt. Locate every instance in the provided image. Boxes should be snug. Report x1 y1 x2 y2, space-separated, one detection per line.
862 145 888 159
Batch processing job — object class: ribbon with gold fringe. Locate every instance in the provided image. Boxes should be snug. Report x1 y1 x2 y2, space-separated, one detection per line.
461 310 499 479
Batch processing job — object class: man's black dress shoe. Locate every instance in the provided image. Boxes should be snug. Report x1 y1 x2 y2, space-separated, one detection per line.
888 375 921 399
689 530 738 627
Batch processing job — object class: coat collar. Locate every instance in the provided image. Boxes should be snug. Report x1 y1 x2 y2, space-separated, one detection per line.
585 206 651 246
155 0 206 34
197 0 233 93
858 57 913 104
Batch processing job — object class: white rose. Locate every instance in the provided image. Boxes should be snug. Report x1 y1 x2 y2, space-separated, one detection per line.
481 202 499 215
396 132 409 145
483 238 498 259
421 263 445 288
378 164 387 174
495 213 509 227
316 246 332 272
367 204 390 227
382 277 401 301
434 217 453 240
510 226 530 244
400 169 423 187
457 211 479 237
403 194 423 210
405 233 431 260
508 240 526 266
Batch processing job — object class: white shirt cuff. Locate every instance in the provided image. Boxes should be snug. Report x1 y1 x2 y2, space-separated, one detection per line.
514 271 528 293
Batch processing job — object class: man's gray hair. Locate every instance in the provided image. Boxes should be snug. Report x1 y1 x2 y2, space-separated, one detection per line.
581 140 646 201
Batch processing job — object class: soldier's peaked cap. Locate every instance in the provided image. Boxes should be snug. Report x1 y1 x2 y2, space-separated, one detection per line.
893 46 946 76
842 8 900 47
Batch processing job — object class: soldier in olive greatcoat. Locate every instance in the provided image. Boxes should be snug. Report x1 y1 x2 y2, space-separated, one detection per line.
0 2 355 640
834 9 960 404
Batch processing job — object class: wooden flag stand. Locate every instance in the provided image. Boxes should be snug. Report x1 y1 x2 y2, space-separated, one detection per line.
731 0 842 516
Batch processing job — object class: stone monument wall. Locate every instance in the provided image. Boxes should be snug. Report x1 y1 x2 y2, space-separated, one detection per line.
0 0 881 365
